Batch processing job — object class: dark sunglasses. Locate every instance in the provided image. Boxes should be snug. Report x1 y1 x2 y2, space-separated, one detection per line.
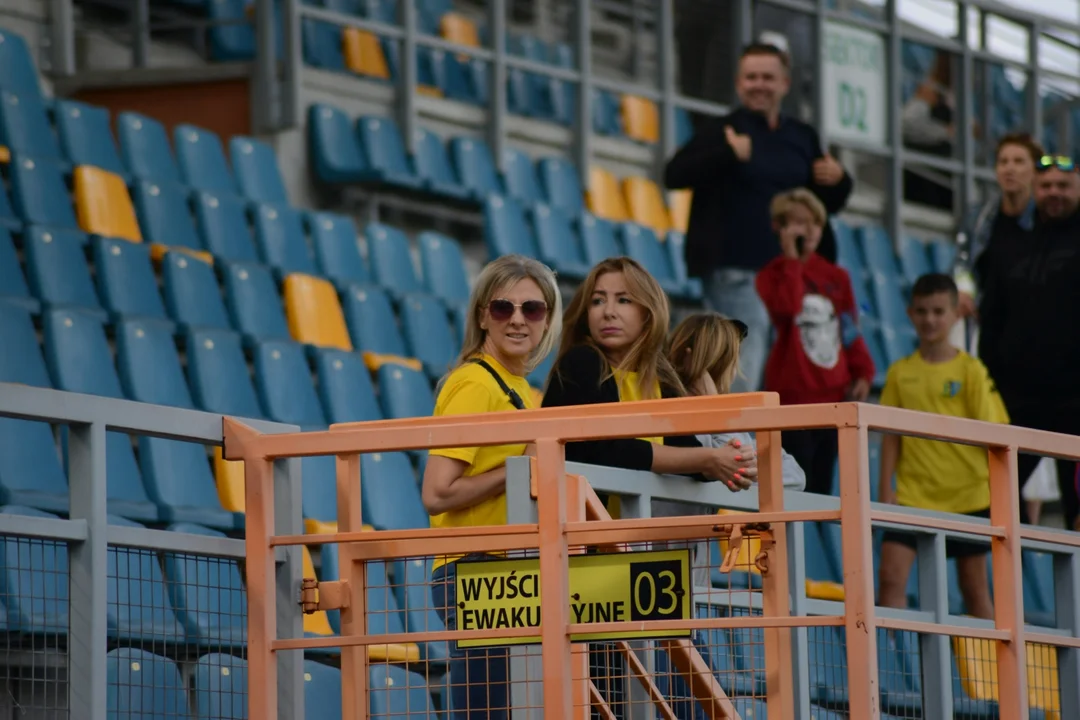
732 319 749 340
1037 155 1076 173
488 299 549 322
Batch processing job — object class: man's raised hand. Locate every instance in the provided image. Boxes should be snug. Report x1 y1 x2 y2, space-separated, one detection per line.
724 125 752 162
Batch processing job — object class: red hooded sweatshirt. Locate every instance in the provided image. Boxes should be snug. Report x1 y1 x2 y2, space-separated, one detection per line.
755 253 875 405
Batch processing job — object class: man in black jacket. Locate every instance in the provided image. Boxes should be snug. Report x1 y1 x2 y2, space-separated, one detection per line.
979 158 1080 528
665 43 853 392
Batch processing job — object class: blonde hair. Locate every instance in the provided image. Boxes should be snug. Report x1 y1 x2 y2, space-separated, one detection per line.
554 257 684 399
454 254 561 374
667 313 745 395
770 188 826 227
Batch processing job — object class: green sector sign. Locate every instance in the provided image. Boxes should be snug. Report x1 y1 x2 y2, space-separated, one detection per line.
823 21 887 146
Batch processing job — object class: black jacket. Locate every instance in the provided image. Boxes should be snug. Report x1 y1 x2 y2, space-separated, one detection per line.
541 345 703 473
978 207 1080 404
665 107 853 275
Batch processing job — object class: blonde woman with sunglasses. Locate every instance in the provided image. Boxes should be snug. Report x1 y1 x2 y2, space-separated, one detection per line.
422 254 561 720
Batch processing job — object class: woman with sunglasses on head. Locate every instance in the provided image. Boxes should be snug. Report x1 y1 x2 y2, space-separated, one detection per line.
541 257 756 490
422 254 561 720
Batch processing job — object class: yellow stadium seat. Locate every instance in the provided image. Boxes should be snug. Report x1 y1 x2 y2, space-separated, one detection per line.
587 167 629 223
343 28 390 80
669 190 692 233
440 12 480 48
362 352 423 374
149 244 213 266
805 580 845 601
620 95 659 144
952 637 1060 719
623 176 672 237
417 84 443 97
301 546 339 637
73 165 142 243
0 145 10 164
283 274 352 351
213 446 246 514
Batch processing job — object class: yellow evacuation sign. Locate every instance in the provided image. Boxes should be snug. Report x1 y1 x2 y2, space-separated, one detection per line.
456 548 692 648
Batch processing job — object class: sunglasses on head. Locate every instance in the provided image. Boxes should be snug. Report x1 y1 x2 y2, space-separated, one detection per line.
488 298 549 322
732 319 749 340
1037 155 1077 173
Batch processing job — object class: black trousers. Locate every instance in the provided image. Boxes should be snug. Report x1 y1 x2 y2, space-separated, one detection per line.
782 428 838 496
1006 397 1080 529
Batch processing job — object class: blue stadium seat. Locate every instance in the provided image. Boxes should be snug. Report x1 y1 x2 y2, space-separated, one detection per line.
131 181 203 251
187 327 264 420
193 653 249 719
91 236 171 324
222 261 292 342
449 136 503 201
532 202 590 280
356 115 424 190
393 556 450 664
0 306 69 514
675 107 693 146
161 251 231 331
1022 550 1055 627
502 147 544 205
537 157 584 216
106 648 192 719
832 218 865 281
301 12 346 71
580 213 623 266
0 506 69 632
23 226 106 318
858 227 916 364
303 660 344 718
40 308 160 522
251 339 340 530
807 628 849 705
54 100 127 178
377 363 435 419
204 0 257 59
592 89 623 136
163 523 248 646
899 236 933 288
341 284 410 359
114 318 243 531
622 222 678 295
174 124 239 195
928 238 956 274
483 194 541 258
527 349 554 389
0 90 63 163
117 111 184 186
546 43 576 126
106 515 186 642
413 127 470 200
0 181 21 231
307 103 368 183
450 301 467 346
319 547 405 636
400 292 458 379
878 627 923 715
360 451 426 529
665 230 703 301
0 227 38 312
308 211 371 290
365 221 423 295
312 347 383 424
369 664 438 717
252 203 317 275
229 135 289 204
0 28 43 99
418 231 470 305
193 191 260 262
9 156 79 230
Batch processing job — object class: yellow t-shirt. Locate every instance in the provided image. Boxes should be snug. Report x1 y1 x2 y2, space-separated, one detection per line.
612 369 663 445
428 354 536 569
880 350 1009 513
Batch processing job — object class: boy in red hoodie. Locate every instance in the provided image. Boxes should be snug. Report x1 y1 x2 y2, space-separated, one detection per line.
756 188 875 494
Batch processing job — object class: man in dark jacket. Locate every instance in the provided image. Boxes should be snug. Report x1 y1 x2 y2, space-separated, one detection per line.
979 158 1080 528
665 43 853 392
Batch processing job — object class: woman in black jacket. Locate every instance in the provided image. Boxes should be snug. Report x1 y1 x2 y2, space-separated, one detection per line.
542 257 755 487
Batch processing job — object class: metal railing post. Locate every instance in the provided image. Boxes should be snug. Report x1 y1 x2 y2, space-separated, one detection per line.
489 0 508 170
281 0 304 129
574 0 593 190
658 0 677 167
252 0 279 132
401 0 419 156
275 456 304 719
48 0 76 77
67 421 108 720
886 0 905 255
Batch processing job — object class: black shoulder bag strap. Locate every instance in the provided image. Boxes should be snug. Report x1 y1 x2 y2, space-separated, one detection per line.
471 359 527 410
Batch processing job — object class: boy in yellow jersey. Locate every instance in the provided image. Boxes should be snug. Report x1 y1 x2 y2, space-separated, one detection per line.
877 273 1008 619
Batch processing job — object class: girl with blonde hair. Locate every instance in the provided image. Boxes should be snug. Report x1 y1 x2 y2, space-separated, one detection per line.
542 257 755 487
667 312 806 490
422 254 561 720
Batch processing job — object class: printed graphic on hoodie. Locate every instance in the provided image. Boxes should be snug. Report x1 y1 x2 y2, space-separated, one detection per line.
796 294 840 369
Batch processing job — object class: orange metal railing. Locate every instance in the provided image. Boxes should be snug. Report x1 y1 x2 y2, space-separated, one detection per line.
223 392 1080 720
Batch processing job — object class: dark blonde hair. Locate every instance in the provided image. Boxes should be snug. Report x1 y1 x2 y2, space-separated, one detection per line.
455 254 561 374
770 188 826 227
995 132 1043 165
554 257 684 399
667 313 745 395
